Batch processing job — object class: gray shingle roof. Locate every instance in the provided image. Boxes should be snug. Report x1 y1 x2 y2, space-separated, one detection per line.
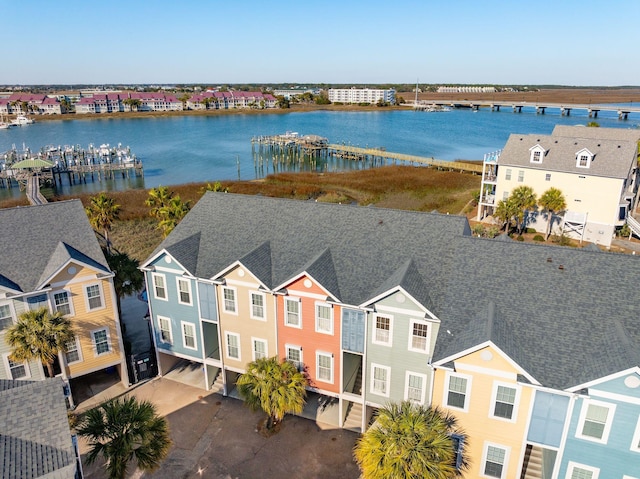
0 378 76 479
498 131 637 179
552 125 640 142
0 200 109 293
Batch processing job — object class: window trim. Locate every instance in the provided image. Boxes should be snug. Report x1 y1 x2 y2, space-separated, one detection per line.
151 272 168 301
251 337 268 361
315 302 333 335
565 461 599 479
249 291 267 321
630 415 640 452
443 371 472 412
517 170 524 183
225 332 241 360
84 283 105 312
370 363 391 398
3 353 31 380
407 318 430 354
576 153 592 169
52 289 74 317
91 327 111 356
181 321 197 351
284 297 302 329
505 169 512 181
222 286 238 315
65 336 83 365
158 315 173 344
285 344 303 371
481 442 510 479
575 398 616 444
176 277 192 306
404 370 427 404
372 313 393 347
0 301 16 332
316 351 333 384
489 381 520 422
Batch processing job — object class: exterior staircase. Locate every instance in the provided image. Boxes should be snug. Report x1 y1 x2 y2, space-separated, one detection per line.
343 402 363 431
520 444 543 479
627 214 640 239
352 364 362 395
210 369 225 395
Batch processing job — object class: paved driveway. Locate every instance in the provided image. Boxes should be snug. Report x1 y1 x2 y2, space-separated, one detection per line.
80 378 361 479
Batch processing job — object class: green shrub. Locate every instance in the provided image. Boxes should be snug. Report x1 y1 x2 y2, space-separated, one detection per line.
526 227 537 234
533 235 545 242
516 235 525 242
486 226 500 238
472 224 486 237
618 224 631 237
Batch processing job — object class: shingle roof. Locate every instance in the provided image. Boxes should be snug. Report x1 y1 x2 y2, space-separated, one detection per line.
0 378 76 479
0 200 109 292
498 130 637 179
552 125 640 142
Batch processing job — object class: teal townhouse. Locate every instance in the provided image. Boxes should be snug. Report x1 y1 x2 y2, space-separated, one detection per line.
142 192 640 478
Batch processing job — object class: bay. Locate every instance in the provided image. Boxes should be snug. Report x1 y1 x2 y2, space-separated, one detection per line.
0 106 638 200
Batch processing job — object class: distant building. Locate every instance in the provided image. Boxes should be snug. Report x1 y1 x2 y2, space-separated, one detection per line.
186 91 277 110
327 87 395 104
437 86 497 93
75 92 182 113
272 88 320 100
0 93 63 115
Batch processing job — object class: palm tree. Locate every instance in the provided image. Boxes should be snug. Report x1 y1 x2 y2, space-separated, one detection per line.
145 186 172 218
509 185 537 233
237 356 308 431
86 193 121 254
493 197 518 233
157 195 191 237
77 396 171 479
354 401 468 479
105 250 145 315
6 307 75 378
539 187 567 240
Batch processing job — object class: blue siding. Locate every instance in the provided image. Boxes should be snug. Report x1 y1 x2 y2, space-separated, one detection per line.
527 390 569 448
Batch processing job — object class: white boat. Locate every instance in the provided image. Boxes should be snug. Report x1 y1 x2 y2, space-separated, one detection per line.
98 144 111 157
0 113 12 129
10 115 34 126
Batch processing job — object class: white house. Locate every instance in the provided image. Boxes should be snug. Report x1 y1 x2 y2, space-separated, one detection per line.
327 87 395 104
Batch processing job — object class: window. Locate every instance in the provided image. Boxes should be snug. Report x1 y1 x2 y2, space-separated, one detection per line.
517 170 524 182
373 314 392 346
176 278 192 305
405 372 426 404
152 273 167 300
91 328 111 355
492 384 518 420
286 345 302 370
85 284 103 310
285 298 301 328
576 400 615 443
545 173 551 181
445 373 471 411
65 337 82 364
3 354 30 379
226 333 240 360
182 322 196 350
532 150 542 163
0 303 14 331
158 316 172 344
371 364 390 397
315 303 333 334
632 415 640 452
53 291 73 316
505 169 512 180
250 292 266 320
566 462 599 479
408 319 429 353
252 338 267 361
222 287 237 314
483 444 507 478
502 191 509 201
578 155 589 167
317 352 333 383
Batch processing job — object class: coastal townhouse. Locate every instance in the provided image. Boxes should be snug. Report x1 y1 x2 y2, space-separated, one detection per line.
430 235 640 479
477 125 640 247
327 87 396 104
75 92 182 113
142 192 640 478
0 93 63 115
141 192 470 431
0 378 83 479
186 91 277 110
0 200 128 407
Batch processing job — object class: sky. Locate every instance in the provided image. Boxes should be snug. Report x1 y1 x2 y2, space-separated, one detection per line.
1 0 639 86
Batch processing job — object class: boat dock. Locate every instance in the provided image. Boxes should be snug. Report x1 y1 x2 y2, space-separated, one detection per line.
251 133 483 174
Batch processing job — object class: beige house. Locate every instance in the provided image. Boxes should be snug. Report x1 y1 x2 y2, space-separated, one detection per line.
478 126 640 246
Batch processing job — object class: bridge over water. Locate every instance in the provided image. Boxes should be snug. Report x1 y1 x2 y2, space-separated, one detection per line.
411 100 640 119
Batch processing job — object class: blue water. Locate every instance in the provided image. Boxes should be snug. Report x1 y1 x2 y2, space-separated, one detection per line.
1 106 638 199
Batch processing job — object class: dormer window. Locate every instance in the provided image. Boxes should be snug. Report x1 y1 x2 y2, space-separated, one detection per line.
529 144 545 164
575 148 594 169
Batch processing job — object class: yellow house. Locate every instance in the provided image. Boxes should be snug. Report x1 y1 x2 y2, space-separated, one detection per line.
0 201 128 406
433 340 537 479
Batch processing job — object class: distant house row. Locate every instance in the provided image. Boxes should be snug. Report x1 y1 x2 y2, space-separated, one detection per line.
186 91 277 110
143 187 640 479
0 93 66 115
75 91 183 113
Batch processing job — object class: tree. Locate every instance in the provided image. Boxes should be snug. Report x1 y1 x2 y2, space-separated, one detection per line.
493 197 519 233
354 401 468 479
123 98 142 112
6 307 75 378
106 251 145 315
237 356 308 431
276 95 290 109
145 186 172 218
539 187 567 240
86 193 121 254
157 195 191 237
509 185 537 233
77 396 171 479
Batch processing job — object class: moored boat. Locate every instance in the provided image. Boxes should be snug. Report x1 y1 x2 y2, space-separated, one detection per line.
10 115 34 126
